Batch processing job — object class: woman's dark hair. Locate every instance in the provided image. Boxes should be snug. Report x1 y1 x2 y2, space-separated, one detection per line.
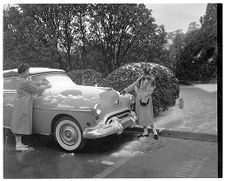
18 63 30 74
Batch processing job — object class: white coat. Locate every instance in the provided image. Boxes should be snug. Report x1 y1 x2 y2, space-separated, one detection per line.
124 76 156 126
11 76 43 135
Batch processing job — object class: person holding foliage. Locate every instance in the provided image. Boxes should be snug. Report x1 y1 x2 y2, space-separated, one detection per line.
120 65 158 140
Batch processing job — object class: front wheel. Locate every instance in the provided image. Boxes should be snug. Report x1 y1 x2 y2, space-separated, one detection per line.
54 116 84 151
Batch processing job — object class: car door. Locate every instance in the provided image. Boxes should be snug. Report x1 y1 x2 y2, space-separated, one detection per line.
3 76 18 128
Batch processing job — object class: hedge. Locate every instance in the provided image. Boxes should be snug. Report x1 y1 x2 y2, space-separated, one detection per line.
101 62 180 116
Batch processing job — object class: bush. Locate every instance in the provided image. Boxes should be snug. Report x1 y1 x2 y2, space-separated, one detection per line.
102 62 180 116
67 69 103 86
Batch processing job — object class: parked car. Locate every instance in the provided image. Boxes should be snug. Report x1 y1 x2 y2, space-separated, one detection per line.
3 67 136 151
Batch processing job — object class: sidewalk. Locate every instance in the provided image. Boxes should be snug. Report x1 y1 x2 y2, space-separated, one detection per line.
155 84 217 136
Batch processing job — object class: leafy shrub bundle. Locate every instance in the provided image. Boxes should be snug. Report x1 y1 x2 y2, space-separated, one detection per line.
102 62 180 116
67 69 103 86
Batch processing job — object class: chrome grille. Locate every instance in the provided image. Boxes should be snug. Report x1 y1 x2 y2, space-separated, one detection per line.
105 110 130 124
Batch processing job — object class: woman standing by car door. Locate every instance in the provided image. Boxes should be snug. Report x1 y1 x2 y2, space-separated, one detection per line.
11 64 51 151
120 66 158 140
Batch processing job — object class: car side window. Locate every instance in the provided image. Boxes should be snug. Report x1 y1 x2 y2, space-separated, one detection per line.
30 75 49 85
31 75 46 82
4 76 18 90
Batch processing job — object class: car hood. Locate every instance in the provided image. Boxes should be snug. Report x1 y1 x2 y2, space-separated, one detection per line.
58 84 112 97
34 84 120 110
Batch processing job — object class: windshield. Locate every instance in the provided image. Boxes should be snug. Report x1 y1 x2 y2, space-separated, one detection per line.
30 73 74 86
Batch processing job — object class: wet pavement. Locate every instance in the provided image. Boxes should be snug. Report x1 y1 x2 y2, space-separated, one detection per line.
3 84 218 178
3 130 218 178
104 136 218 178
4 131 136 178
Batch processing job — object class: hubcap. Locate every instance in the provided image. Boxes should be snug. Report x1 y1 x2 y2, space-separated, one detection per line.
60 124 78 146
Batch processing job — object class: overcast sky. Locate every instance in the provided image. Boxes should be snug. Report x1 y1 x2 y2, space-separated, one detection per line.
145 4 207 33
2 3 207 33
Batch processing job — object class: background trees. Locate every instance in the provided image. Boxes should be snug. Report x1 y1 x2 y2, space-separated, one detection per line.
171 4 217 81
87 4 166 75
4 4 167 76
4 3 218 82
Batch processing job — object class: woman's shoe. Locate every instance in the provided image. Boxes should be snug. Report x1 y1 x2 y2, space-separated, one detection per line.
21 143 29 148
16 144 30 151
154 134 158 140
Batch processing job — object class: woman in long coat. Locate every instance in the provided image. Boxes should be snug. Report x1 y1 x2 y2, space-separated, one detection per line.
121 67 158 139
11 64 51 151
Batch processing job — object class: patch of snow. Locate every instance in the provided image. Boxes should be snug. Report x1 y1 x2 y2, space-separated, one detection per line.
123 140 142 150
60 153 75 157
122 62 174 78
193 84 217 93
78 106 90 110
49 98 57 104
57 103 74 109
111 139 144 158
111 150 143 158
55 94 67 99
42 96 52 102
5 104 13 107
101 160 114 165
42 96 58 104
155 107 184 129
68 94 86 100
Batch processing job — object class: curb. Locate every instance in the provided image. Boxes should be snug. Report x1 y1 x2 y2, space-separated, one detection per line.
126 126 217 142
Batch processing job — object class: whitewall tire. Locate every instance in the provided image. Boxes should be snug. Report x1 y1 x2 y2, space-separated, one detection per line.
54 116 84 151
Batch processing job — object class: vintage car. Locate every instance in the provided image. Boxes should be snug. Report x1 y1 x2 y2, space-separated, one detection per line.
3 68 136 151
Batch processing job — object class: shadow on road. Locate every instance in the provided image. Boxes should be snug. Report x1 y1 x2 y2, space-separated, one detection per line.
4 128 136 154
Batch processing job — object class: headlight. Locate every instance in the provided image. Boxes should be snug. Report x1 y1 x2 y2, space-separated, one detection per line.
94 103 102 115
129 95 135 110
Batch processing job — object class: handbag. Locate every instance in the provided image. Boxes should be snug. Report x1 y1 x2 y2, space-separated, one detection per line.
140 99 149 106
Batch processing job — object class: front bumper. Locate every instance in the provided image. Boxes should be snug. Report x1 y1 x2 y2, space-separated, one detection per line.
83 113 136 139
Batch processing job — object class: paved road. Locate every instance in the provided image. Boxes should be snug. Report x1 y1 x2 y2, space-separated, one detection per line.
3 84 218 178
4 130 217 178
102 135 218 178
4 132 132 178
